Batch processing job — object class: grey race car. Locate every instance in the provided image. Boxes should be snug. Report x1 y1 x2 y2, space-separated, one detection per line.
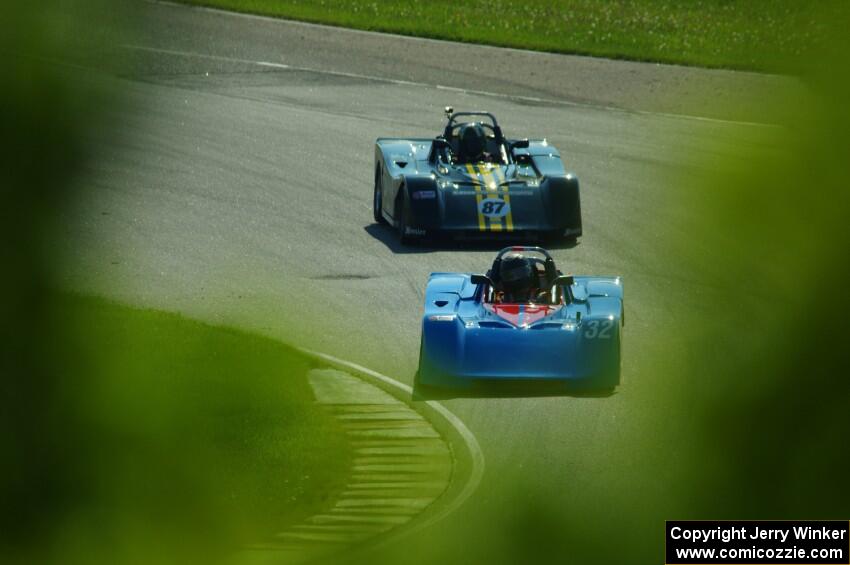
373 108 582 244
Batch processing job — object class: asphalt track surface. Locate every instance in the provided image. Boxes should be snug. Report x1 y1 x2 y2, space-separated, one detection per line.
60 2 787 562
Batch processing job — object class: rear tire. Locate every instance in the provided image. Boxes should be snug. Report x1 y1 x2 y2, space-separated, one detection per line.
373 165 387 224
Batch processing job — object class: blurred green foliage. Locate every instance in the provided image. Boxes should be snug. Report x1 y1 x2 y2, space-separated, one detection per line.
176 0 835 71
4 291 352 564
1 3 351 564
61 295 350 558
4 0 850 564
355 3 850 565
1 0 102 558
667 4 850 519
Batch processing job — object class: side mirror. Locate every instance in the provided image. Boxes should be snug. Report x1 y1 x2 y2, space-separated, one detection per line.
553 275 574 287
471 274 494 287
511 138 530 149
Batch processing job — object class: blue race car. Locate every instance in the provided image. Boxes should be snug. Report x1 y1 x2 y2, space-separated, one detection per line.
374 108 582 244
416 247 623 390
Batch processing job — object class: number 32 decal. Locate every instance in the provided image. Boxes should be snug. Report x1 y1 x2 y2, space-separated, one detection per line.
584 319 614 339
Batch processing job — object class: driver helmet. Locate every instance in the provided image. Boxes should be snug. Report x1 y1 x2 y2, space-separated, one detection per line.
459 123 487 161
499 255 537 299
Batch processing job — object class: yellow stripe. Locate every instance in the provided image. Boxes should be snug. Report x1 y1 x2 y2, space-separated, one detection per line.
494 166 514 232
466 164 486 231
477 164 503 231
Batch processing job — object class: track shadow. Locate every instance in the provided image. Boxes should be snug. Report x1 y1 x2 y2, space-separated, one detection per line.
410 378 616 401
364 223 580 254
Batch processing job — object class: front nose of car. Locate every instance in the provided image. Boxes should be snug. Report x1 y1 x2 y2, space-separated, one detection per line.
461 326 579 379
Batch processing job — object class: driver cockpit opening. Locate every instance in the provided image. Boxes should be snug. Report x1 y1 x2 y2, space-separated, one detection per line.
480 250 568 306
436 111 510 166
451 123 508 165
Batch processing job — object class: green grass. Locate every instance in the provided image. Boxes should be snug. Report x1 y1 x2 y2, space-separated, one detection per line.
38 294 351 561
175 0 836 71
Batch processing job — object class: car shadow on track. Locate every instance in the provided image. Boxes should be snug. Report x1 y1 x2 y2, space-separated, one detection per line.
364 223 580 254
410 380 616 401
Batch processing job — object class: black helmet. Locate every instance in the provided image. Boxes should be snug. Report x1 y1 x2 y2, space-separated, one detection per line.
459 123 487 161
499 255 536 294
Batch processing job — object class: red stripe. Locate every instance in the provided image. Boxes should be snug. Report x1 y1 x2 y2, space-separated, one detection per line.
485 304 561 327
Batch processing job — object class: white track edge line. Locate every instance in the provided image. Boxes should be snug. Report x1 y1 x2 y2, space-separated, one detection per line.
119 43 778 128
298 347 485 546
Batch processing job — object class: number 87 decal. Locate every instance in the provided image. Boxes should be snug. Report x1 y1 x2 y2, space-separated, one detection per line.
479 197 510 218
482 200 505 214
583 319 614 339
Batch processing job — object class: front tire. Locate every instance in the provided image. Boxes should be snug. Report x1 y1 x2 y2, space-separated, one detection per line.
395 192 418 245
373 165 387 224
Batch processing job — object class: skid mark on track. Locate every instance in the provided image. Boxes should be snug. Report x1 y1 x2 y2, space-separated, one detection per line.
309 273 375 281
